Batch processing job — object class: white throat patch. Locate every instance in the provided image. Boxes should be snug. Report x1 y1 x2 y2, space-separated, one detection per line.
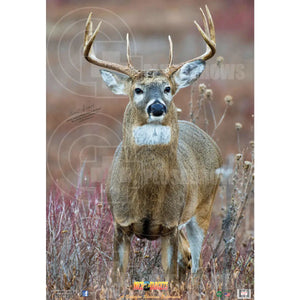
133 125 171 145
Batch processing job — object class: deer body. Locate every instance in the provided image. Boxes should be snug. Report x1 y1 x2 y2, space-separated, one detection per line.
108 119 221 238
83 5 222 285
107 107 221 279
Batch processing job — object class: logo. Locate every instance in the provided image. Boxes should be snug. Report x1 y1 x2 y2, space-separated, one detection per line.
237 289 251 299
143 281 150 291
82 290 89 297
133 281 168 290
217 291 231 297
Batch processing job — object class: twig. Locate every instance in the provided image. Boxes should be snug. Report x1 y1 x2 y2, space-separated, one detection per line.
212 105 229 137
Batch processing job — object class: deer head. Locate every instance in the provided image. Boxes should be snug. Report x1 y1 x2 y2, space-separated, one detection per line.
83 6 216 146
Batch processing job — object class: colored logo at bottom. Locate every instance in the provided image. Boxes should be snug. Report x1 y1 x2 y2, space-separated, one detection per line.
217 291 231 297
82 290 89 297
143 281 150 291
237 289 251 299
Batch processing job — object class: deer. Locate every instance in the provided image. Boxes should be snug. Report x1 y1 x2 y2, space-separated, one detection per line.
83 5 222 288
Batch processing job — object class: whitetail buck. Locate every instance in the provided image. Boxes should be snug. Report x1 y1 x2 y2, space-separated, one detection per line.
83 6 222 286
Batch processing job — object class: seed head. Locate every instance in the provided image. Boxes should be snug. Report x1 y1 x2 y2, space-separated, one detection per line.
235 122 242 130
205 89 213 99
216 56 224 66
224 95 233 105
249 140 254 148
236 153 242 160
198 83 206 93
244 161 252 169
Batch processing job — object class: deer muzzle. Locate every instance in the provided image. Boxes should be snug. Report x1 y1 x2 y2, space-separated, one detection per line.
147 100 167 117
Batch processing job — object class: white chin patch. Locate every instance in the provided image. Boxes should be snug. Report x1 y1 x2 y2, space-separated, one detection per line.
133 125 171 145
148 115 165 123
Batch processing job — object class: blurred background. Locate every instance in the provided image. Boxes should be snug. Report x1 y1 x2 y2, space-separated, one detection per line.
47 0 254 194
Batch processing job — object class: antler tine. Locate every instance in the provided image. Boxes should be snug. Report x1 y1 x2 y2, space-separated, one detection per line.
168 35 174 68
165 6 216 76
83 13 137 77
198 7 210 55
84 17 102 59
193 20 215 60
84 13 93 47
199 7 209 39
194 5 216 61
205 5 215 42
126 33 134 70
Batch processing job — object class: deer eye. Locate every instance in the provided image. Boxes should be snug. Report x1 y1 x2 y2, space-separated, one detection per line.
164 86 171 93
134 88 143 95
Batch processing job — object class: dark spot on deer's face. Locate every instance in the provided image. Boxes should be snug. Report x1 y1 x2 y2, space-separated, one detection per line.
147 100 167 117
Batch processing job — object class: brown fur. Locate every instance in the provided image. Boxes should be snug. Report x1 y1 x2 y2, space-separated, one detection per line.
105 71 222 284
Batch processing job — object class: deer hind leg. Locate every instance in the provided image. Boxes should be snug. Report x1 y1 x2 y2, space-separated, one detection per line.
184 215 205 295
112 224 131 288
186 183 220 289
185 216 205 275
178 230 191 283
161 227 179 283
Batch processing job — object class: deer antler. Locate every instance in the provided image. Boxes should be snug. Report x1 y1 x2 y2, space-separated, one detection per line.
165 5 216 76
83 13 138 77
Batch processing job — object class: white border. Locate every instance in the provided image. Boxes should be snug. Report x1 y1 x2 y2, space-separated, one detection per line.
1 1 300 299
0 0 45 298
256 1 300 299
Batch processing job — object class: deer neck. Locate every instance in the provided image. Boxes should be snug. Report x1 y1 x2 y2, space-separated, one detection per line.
121 103 179 165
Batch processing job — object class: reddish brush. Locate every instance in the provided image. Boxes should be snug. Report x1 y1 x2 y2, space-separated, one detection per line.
47 81 254 298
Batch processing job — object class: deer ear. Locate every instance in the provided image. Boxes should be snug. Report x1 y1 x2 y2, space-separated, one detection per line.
172 59 206 91
100 70 130 95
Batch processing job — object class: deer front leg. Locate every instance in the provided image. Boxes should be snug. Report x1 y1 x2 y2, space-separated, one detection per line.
161 227 179 283
112 223 131 287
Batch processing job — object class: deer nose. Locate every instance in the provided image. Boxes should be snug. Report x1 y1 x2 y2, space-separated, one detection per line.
147 100 167 117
